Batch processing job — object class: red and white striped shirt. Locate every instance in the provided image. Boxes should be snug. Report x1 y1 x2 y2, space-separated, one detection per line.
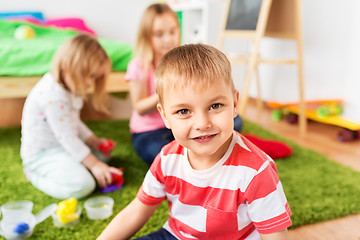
137 131 292 240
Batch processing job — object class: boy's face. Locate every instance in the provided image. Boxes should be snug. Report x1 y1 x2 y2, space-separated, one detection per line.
157 78 239 165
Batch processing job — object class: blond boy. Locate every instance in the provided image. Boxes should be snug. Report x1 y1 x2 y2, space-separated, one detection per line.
98 44 291 240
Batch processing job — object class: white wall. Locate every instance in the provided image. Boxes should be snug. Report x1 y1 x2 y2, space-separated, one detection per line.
342 0 360 122
223 0 360 123
206 0 360 123
1 0 150 45
2 0 359 123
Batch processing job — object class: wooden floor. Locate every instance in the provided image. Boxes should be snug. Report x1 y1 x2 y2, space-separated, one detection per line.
244 100 360 240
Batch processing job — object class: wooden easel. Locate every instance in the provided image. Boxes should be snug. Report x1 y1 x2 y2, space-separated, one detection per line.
217 0 306 135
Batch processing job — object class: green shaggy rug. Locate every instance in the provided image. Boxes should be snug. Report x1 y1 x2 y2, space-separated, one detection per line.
1 119 360 239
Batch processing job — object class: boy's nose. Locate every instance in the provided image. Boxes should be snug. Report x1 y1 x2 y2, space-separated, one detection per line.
194 113 211 130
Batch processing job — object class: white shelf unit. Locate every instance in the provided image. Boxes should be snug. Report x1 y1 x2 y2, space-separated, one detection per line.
170 1 209 44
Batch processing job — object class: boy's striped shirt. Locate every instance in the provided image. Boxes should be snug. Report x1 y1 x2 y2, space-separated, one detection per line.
137 131 292 239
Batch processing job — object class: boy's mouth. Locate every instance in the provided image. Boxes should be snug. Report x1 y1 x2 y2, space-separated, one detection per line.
192 134 217 143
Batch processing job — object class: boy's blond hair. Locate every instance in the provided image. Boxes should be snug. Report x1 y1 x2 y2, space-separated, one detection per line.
51 33 110 113
135 3 179 70
155 44 236 104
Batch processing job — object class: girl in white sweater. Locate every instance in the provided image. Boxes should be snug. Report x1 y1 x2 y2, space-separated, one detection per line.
21 34 122 199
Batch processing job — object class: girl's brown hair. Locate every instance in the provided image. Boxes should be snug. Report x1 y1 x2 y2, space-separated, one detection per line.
51 33 110 113
135 3 179 71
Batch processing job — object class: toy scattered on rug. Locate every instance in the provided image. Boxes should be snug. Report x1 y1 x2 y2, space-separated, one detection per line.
52 197 81 227
12 222 30 234
101 168 124 194
14 25 36 40
243 134 293 159
98 139 116 158
0 200 57 239
98 140 124 193
84 196 114 220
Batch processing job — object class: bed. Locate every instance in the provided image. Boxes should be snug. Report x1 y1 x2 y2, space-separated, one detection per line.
0 15 133 99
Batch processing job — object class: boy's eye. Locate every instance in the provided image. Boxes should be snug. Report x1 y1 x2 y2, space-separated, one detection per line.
209 103 222 110
177 109 190 115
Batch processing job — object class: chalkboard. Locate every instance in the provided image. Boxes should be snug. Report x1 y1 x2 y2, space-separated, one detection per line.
218 0 306 134
225 0 263 30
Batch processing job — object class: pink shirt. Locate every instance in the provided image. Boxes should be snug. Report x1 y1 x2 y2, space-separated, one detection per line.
125 58 166 134
137 131 292 239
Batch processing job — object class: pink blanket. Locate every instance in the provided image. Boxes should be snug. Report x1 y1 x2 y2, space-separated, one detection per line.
12 16 96 35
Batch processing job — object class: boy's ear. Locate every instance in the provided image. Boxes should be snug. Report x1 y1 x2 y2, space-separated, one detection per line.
233 90 240 118
157 103 171 129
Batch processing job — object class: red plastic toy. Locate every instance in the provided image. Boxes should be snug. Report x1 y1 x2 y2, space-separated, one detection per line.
101 168 124 193
99 139 116 157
